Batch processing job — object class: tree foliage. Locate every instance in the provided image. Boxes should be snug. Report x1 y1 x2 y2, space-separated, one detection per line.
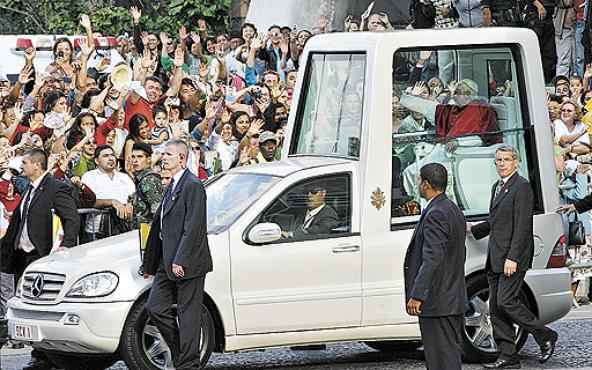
0 0 231 36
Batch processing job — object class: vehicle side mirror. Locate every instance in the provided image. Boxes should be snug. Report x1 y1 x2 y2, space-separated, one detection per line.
248 223 282 244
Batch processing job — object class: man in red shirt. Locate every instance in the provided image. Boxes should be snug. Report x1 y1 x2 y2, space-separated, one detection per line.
124 77 166 130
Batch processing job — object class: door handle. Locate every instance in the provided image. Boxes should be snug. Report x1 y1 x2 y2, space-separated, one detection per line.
332 245 360 253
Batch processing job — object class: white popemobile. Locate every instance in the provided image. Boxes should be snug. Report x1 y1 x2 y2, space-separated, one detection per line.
8 28 572 370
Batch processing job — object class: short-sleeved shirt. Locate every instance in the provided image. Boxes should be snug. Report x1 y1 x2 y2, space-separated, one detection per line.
81 169 135 233
554 119 590 146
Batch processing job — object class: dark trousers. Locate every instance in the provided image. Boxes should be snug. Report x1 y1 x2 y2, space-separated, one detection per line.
487 270 554 359
419 315 463 370
13 248 41 285
146 269 205 370
528 10 557 84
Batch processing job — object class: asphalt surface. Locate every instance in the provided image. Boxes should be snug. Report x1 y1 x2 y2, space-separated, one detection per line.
3 305 592 370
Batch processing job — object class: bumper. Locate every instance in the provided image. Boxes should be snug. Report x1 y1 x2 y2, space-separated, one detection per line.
7 298 134 354
525 267 572 324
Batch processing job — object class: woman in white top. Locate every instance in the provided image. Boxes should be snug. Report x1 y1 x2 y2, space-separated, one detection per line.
554 101 591 155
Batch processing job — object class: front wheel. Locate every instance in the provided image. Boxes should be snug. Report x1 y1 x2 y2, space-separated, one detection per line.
462 275 529 363
119 296 215 370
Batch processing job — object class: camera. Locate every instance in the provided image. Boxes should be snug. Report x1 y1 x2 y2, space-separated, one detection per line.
57 51 65 59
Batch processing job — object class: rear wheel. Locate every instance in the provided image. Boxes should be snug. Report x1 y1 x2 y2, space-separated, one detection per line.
119 296 215 370
462 275 529 363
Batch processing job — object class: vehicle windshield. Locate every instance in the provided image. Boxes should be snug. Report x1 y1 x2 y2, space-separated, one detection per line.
291 52 366 159
206 173 280 234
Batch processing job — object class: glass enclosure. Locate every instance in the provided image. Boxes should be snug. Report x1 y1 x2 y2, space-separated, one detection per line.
391 45 535 223
291 53 366 159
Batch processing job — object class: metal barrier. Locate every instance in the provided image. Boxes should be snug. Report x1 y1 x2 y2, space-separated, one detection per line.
52 208 134 246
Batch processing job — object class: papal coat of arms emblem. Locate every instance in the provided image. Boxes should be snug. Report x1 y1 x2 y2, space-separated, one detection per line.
371 188 386 210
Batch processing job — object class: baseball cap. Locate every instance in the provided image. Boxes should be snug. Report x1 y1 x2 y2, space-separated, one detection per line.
259 131 277 144
0 71 8 82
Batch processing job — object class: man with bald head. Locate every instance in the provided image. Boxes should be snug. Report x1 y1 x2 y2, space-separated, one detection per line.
143 139 212 370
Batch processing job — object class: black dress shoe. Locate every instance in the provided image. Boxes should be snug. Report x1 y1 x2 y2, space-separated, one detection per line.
539 330 558 363
483 358 521 369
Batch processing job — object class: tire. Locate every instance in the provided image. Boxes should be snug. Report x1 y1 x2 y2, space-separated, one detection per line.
45 352 117 370
462 274 529 363
119 296 215 370
365 340 422 353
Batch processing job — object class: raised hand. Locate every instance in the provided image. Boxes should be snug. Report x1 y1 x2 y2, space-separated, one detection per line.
24 47 36 65
280 35 290 55
197 18 207 33
250 37 264 50
159 32 170 45
179 25 189 41
173 47 185 67
18 64 35 85
239 146 251 165
130 6 141 24
248 118 264 137
141 31 150 47
410 81 426 96
80 14 92 30
190 31 201 45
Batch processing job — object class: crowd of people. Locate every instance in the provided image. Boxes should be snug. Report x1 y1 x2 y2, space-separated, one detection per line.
1 0 592 341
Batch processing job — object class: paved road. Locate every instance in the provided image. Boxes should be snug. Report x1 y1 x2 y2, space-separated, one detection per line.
3 306 592 370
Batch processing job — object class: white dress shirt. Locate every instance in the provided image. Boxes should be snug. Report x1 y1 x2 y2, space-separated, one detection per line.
18 172 48 253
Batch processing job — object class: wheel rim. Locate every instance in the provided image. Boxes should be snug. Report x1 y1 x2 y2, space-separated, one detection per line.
141 308 207 369
464 286 523 354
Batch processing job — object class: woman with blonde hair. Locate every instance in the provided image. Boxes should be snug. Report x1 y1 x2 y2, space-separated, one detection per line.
554 101 591 156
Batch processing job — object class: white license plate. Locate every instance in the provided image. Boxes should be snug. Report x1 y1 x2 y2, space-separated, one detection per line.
11 323 38 341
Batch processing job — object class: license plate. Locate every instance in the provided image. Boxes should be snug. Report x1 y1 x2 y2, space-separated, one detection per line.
11 323 38 341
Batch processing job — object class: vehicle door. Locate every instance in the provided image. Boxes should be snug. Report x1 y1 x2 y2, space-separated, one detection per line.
230 171 362 334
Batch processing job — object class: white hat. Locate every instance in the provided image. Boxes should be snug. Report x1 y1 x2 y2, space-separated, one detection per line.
129 81 148 101
0 71 8 82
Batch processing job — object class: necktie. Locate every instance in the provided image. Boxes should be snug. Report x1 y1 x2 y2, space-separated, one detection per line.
14 184 34 250
162 178 175 212
494 180 504 199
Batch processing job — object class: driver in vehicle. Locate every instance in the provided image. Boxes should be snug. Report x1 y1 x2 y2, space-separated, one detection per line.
282 185 339 238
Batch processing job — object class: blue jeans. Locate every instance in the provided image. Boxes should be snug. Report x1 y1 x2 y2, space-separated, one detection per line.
576 20 586 77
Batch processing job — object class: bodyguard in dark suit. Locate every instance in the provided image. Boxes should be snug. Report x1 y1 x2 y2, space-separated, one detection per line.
471 145 557 369
1 149 79 370
143 140 212 370
404 163 466 370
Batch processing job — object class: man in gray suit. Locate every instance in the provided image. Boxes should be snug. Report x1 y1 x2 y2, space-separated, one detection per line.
470 145 557 369
142 140 213 370
404 163 466 370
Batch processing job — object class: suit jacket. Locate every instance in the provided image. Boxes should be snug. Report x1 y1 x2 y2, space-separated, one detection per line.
142 169 212 280
471 173 534 273
404 194 467 317
293 205 340 238
1 174 80 273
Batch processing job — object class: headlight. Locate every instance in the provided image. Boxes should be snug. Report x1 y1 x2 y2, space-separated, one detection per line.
66 272 119 298
15 277 23 298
